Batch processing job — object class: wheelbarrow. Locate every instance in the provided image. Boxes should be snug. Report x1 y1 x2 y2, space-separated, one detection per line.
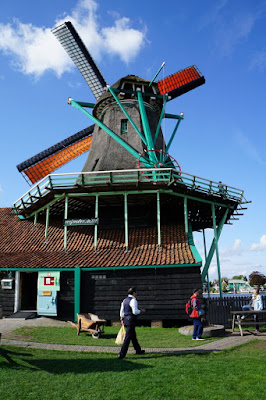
68 313 106 339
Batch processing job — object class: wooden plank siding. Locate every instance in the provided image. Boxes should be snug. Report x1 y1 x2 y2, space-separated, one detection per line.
0 272 15 316
80 267 202 322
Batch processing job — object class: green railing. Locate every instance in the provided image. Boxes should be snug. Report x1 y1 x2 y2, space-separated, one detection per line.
13 168 245 213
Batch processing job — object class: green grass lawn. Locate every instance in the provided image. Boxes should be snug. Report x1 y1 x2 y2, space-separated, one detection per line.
0 340 265 400
6 326 222 348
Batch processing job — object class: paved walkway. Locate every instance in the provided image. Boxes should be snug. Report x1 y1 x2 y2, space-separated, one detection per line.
1 317 265 355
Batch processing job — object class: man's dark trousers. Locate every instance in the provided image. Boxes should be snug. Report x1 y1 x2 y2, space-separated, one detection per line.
119 319 141 358
192 318 203 339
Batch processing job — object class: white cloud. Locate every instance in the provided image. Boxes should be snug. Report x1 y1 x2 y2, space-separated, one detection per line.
235 131 265 165
249 49 266 71
102 18 145 63
0 0 146 78
200 3 264 58
249 234 266 251
231 238 241 251
0 185 3 196
220 238 243 258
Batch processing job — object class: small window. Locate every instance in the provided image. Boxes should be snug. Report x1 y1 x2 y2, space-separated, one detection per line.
121 119 128 134
92 159 99 171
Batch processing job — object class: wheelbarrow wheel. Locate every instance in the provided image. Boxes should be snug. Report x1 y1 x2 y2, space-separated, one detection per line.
92 331 100 339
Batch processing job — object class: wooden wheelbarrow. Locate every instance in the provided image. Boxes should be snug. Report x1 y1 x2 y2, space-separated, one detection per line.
69 313 106 339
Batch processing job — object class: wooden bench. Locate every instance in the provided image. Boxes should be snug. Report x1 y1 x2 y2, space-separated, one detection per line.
231 310 266 336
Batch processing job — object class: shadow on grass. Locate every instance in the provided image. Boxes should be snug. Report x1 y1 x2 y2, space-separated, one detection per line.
0 348 33 367
24 357 152 374
80 333 117 340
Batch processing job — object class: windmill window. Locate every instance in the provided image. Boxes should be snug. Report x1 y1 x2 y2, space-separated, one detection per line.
92 159 99 171
121 119 128 134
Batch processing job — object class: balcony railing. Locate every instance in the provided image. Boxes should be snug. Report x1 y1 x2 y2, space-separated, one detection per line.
13 168 245 213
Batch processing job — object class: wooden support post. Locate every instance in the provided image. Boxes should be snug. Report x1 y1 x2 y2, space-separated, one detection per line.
184 197 188 235
45 205 50 240
64 195 68 250
94 194 99 251
124 193 128 251
74 267 81 322
203 229 211 298
201 208 229 282
212 204 223 298
157 191 161 248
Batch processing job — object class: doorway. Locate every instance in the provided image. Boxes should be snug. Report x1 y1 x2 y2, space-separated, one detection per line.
20 272 38 310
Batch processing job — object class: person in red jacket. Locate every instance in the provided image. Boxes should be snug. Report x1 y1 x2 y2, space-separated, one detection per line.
190 288 205 340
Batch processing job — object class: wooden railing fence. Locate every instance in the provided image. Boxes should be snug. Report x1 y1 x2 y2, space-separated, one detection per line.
205 295 266 328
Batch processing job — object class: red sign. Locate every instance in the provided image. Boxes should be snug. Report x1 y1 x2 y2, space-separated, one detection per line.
44 277 55 286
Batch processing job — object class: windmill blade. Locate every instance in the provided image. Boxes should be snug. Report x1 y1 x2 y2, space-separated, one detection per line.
157 65 205 100
17 125 94 184
52 21 107 100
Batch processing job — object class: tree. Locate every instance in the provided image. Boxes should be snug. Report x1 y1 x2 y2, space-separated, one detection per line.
232 275 247 281
249 271 266 286
221 277 228 284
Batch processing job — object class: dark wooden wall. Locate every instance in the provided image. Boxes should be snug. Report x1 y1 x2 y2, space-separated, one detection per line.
57 271 75 318
0 272 15 316
80 267 202 323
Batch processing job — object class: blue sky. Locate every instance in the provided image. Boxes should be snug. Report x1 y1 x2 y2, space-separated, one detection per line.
0 0 266 280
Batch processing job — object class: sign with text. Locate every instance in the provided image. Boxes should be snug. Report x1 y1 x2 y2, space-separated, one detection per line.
63 218 99 226
38 272 60 291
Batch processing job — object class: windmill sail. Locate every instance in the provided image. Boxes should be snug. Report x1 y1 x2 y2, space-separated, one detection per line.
52 21 107 100
157 65 205 100
17 125 94 184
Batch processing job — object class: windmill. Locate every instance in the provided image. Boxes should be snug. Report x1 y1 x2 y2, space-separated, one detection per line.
10 21 248 321
16 21 205 184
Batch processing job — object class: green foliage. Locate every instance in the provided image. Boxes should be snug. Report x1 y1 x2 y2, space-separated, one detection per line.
232 275 247 281
0 341 265 400
249 271 266 286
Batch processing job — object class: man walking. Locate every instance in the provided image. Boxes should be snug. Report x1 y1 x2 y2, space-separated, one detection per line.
118 287 146 359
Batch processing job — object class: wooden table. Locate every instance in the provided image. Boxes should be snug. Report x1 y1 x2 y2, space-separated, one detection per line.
231 310 266 336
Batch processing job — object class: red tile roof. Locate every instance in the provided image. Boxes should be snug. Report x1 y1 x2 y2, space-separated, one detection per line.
0 208 196 269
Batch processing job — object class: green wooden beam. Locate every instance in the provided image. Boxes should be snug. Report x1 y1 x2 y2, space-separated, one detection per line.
108 86 147 145
212 204 223 298
201 208 229 282
165 113 184 120
45 205 50 239
136 90 157 164
153 95 168 147
64 195 68 250
65 188 235 210
72 101 95 108
203 229 211 298
74 267 81 322
161 189 234 209
149 61 165 86
94 194 99 251
165 115 183 153
81 263 201 271
184 197 188 235
157 191 161 248
69 99 143 162
190 245 202 265
124 193 129 250
0 268 76 272
27 194 66 219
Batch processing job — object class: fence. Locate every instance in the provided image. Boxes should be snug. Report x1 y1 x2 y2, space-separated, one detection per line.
205 295 266 328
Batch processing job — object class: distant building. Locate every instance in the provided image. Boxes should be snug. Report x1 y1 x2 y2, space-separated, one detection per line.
228 279 252 293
